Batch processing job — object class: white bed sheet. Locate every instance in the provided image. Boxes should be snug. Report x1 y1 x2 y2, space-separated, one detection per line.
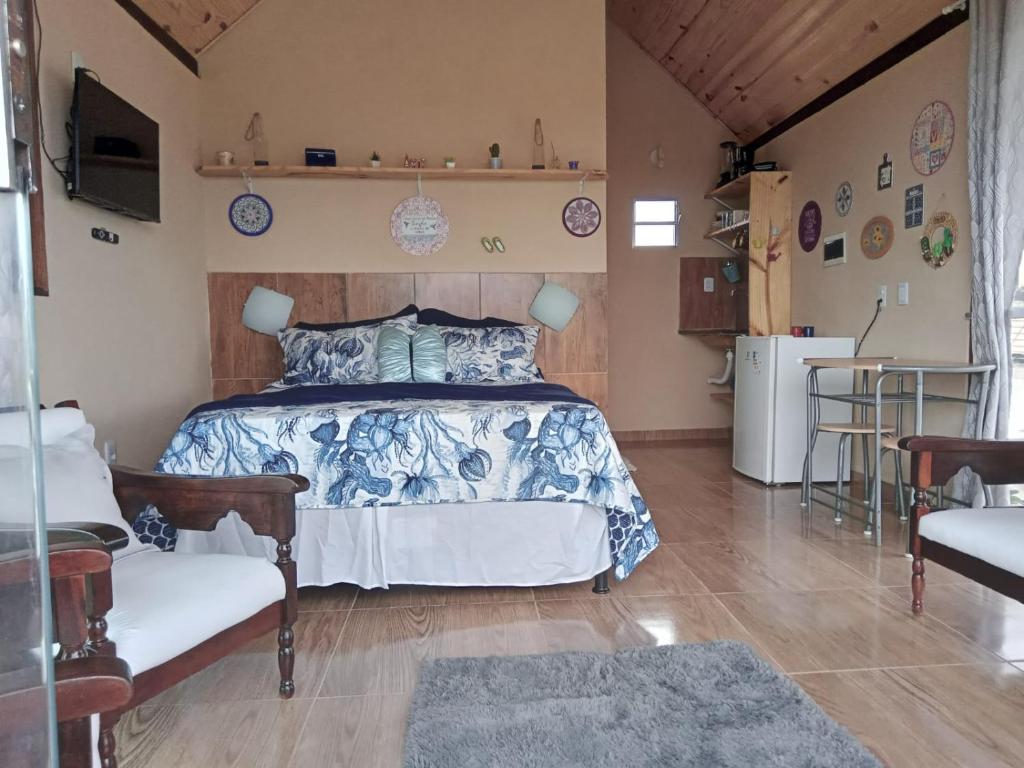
175 500 612 589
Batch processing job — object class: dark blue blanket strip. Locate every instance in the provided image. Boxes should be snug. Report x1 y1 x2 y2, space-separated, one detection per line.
188 382 594 418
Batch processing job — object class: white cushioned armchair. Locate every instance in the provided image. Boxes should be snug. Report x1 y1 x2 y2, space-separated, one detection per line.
0 408 308 767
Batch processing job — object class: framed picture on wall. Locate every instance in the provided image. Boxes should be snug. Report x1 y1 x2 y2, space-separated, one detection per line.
823 233 846 267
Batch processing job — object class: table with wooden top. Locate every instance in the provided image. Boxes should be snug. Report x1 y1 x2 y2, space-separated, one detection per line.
800 357 996 546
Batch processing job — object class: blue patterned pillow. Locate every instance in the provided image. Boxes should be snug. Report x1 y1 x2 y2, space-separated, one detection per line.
438 325 542 383
133 505 177 551
279 315 416 385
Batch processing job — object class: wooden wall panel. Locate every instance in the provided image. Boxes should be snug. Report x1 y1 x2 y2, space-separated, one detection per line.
346 273 415 320
678 257 745 333
747 172 792 336
208 272 282 381
209 271 608 408
541 273 608 374
414 273 481 318
480 273 545 370
278 273 346 325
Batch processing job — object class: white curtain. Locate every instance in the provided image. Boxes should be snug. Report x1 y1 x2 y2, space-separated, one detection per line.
958 0 1024 503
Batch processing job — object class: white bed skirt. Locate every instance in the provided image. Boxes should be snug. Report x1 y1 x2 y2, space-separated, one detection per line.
175 501 612 589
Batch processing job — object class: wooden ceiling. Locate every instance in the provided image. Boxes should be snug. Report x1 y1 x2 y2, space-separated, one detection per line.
130 0 261 54
608 0 954 143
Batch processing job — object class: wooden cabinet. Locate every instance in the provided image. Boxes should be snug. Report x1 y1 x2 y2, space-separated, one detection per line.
680 171 792 339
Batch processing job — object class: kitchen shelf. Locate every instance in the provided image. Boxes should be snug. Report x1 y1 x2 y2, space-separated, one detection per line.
710 391 734 404
704 219 749 241
679 331 744 350
196 164 609 182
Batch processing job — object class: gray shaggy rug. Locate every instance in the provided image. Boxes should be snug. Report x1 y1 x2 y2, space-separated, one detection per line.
403 640 881 768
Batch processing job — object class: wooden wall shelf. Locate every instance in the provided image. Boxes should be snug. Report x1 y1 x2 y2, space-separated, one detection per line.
710 391 734 404
196 165 608 182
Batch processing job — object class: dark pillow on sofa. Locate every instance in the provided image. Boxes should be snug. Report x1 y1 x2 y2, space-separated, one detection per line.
418 307 519 328
294 304 418 331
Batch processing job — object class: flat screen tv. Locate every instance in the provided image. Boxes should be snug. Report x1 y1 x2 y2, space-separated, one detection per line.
69 69 160 222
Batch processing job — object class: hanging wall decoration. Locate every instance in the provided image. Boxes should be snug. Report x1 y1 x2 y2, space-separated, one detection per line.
921 210 957 268
860 215 895 259
229 172 273 236
798 201 822 252
562 196 601 237
904 184 924 228
910 101 955 176
877 153 894 190
834 181 853 217
391 194 449 255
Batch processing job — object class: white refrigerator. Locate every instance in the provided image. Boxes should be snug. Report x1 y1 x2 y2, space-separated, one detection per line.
733 335 856 485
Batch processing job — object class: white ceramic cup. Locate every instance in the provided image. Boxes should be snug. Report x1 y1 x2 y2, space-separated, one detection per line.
216 150 235 166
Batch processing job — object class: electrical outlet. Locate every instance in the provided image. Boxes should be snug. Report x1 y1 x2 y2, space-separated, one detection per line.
897 281 909 305
703 277 715 293
877 285 887 308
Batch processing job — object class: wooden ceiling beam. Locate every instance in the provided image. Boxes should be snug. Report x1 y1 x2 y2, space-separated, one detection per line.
112 0 199 76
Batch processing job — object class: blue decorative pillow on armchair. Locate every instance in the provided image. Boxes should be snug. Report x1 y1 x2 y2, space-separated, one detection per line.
132 505 177 551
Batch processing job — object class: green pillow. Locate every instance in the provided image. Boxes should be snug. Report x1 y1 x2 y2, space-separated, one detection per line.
377 325 412 382
412 326 446 383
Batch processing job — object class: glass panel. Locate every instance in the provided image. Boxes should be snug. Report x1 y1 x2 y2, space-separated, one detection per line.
633 199 677 224
0 0 57 761
633 223 678 247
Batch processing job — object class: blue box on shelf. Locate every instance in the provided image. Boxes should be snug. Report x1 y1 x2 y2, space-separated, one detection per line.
304 148 337 167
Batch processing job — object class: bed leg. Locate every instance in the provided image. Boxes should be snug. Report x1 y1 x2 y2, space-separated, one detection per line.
592 571 610 594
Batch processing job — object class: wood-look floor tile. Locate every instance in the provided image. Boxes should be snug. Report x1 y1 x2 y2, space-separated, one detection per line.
288 694 409 768
795 664 1024 768
148 610 348 705
116 699 311 768
669 538 873 594
318 602 546 697
533 597 650 652
718 588 997 673
299 583 360 611
353 584 535 609
809 535 969 588
887 582 1024 661
532 545 709 600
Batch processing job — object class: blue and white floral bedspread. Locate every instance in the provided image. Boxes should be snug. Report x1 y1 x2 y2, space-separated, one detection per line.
156 383 658 580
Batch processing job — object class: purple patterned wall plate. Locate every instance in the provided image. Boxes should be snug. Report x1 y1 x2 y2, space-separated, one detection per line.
798 201 822 252
390 195 450 256
229 193 273 236
562 197 602 237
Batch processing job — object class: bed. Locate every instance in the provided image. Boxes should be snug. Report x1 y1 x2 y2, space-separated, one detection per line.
151 311 658 591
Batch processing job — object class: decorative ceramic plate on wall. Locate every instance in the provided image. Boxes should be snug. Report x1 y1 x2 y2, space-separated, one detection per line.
229 193 273 236
910 101 954 176
921 210 958 268
835 181 853 217
391 195 450 255
860 215 895 259
798 200 822 251
562 197 602 237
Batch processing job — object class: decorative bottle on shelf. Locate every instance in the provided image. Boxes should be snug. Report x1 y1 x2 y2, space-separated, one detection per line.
532 118 545 169
245 112 269 166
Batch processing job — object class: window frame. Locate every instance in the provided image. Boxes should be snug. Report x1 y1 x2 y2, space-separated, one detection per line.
631 198 680 248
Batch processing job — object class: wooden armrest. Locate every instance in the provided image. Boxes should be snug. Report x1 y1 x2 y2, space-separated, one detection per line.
49 522 130 552
899 436 1024 489
110 465 308 541
54 655 132 722
48 541 111 580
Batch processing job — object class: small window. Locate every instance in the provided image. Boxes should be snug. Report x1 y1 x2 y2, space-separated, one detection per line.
633 199 679 247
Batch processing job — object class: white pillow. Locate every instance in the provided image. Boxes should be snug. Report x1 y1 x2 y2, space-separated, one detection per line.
0 422 151 560
0 407 87 447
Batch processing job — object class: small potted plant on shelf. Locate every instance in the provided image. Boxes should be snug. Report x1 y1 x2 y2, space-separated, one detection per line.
369 151 381 169
444 156 456 169
488 143 501 169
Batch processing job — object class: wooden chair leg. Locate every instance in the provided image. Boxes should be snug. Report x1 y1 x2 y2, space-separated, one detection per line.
912 557 925 614
98 712 119 768
278 625 295 699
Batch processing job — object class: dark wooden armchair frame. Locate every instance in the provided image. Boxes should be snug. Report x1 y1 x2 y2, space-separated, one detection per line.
901 436 1024 615
92 466 309 767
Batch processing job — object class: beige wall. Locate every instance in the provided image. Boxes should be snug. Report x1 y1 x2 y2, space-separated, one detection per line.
198 0 606 274
760 25 972 442
33 0 210 466
605 23 735 432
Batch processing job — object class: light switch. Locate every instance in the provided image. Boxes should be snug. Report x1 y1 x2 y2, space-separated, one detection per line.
703 277 715 293
897 281 909 305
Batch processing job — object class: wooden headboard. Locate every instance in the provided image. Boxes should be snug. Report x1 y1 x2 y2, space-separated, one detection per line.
207 272 608 408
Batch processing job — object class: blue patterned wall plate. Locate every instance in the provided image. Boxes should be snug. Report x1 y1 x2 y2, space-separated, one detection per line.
229 192 273 236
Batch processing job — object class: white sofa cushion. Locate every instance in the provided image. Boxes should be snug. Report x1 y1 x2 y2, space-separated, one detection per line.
919 507 1024 578
0 417 152 560
106 550 285 675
